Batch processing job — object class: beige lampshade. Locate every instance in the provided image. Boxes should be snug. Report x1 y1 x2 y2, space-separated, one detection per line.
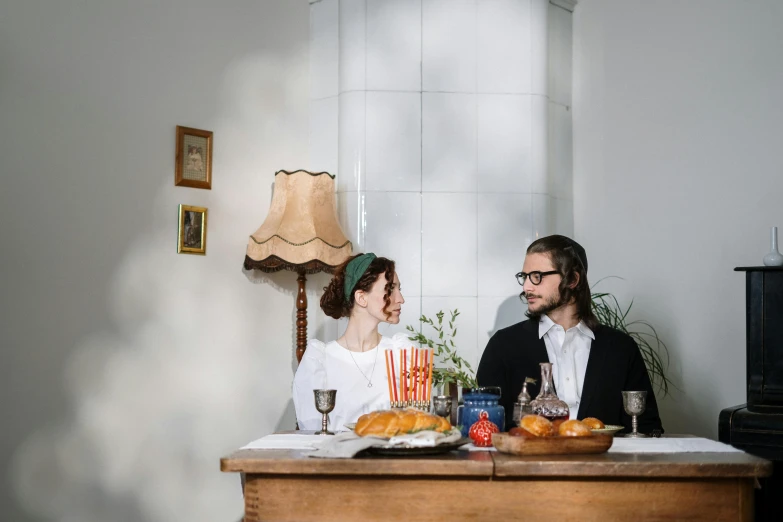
243 170 352 274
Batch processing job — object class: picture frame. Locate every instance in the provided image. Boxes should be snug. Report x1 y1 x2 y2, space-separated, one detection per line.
175 125 213 189
177 204 208 255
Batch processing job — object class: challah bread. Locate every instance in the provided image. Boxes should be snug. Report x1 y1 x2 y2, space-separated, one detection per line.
353 410 399 437
354 408 452 437
412 411 447 432
582 417 605 429
557 419 593 437
518 414 556 437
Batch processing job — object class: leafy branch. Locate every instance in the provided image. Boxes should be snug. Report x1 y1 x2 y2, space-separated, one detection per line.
406 309 478 390
591 278 675 397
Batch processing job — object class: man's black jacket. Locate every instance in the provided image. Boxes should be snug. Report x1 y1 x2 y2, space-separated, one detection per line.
476 319 663 434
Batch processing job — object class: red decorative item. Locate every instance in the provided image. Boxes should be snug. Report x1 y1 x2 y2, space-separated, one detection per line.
468 410 499 447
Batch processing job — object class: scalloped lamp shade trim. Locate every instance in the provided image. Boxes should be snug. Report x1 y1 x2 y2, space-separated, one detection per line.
244 170 352 275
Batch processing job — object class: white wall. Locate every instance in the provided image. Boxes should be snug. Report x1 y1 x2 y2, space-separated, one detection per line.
0 1 310 521
573 0 783 437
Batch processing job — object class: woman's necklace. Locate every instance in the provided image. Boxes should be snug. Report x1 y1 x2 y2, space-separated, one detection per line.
346 335 381 388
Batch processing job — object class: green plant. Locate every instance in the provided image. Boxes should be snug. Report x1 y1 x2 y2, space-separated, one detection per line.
591 279 674 397
406 309 478 390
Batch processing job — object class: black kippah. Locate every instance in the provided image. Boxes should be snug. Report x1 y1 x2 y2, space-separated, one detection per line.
529 234 589 273
562 237 588 272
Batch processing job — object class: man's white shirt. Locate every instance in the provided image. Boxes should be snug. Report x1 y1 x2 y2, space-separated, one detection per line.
539 314 595 420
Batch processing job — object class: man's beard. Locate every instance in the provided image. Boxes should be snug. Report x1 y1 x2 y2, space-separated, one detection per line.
523 291 564 319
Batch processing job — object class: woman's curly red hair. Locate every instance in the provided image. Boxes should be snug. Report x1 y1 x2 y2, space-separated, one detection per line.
321 254 396 320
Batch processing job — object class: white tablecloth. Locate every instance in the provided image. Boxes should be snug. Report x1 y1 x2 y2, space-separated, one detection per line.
242 435 743 454
241 430 463 458
607 437 743 453
241 434 321 450
462 437 743 453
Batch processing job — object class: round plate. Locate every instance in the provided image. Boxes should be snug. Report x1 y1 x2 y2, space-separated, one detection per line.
364 438 471 456
590 425 624 435
343 422 356 431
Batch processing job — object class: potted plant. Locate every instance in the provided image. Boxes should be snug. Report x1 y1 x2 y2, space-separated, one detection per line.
591 280 674 397
407 310 506 433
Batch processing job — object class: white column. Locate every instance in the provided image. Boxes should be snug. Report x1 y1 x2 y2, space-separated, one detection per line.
310 0 575 360
336 0 424 338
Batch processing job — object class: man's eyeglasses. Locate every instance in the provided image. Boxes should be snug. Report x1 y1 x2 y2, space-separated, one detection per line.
516 271 559 286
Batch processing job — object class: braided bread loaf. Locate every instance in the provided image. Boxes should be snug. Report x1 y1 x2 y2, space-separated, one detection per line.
354 408 452 437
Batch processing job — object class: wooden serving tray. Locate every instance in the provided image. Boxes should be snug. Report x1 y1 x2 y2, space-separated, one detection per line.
492 433 613 456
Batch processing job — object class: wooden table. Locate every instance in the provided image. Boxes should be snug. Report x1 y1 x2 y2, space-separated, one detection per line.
221 443 772 522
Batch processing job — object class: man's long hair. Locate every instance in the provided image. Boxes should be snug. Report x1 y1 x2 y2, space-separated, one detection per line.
523 235 599 330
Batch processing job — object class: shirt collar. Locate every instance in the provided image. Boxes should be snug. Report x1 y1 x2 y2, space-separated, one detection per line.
538 315 596 340
538 314 557 339
575 321 596 340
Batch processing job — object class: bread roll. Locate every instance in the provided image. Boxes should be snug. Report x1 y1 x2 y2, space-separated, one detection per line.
509 426 536 438
558 419 593 437
582 417 605 429
519 415 555 437
354 408 452 437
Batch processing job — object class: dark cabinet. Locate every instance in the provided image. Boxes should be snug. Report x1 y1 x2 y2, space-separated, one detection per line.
739 267 783 412
719 267 783 521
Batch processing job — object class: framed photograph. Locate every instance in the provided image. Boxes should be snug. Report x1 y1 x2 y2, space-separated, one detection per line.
178 204 208 255
175 126 213 189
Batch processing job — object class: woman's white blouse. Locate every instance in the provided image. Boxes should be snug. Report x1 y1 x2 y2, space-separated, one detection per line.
293 332 411 431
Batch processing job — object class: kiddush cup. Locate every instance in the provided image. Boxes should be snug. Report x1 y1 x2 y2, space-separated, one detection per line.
622 390 647 438
313 389 337 435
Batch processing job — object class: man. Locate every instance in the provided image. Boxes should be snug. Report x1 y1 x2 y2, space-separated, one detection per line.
477 235 663 434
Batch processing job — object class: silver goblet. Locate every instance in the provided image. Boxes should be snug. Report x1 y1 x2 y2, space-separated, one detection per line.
622 390 648 438
313 389 337 435
432 395 452 419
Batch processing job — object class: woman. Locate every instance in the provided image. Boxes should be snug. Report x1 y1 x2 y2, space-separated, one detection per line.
293 253 408 431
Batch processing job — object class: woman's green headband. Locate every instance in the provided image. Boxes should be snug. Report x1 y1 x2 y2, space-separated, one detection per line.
343 253 377 301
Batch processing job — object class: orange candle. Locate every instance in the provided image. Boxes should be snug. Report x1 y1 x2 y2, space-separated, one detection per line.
384 350 393 404
398 350 403 403
422 349 427 402
427 348 434 402
401 349 406 402
416 348 421 401
416 350 424 400
423 349 428 400
413 348 418 401
408 346 416 400
390 350 398 402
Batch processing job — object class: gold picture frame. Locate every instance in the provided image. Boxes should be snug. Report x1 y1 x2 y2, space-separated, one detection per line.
175 125 213 189
178 204 208 255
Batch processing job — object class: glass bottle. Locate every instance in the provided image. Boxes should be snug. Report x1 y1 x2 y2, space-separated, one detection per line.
512 381 532 427
529 362 570 423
